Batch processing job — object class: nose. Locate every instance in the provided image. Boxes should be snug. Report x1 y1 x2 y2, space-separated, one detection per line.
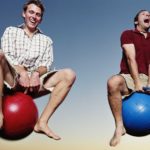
31 13 36 18
33 15 36 19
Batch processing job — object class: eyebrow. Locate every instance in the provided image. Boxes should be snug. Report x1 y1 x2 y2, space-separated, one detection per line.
28 10 42 16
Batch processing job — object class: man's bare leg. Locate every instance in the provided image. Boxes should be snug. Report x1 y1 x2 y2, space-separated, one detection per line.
0 53 5 129
0 93 3 129
0 61 4 128
34 69 76 140
107 75 130 146
0 53 15 129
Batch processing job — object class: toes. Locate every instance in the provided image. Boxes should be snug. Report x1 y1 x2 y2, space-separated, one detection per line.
47 132 61 140
42 129 61 140
34 124 61 140
110 128 125 147
110 137 119 147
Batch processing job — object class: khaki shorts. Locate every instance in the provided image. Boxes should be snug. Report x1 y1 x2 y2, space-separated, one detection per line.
120 73 148 97
4 63 57 95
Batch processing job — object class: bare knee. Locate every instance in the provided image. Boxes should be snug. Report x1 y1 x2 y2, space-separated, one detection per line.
62 68 76 84
107 75 125 93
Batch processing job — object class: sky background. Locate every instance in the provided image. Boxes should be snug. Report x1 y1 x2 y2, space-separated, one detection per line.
1 0 150 150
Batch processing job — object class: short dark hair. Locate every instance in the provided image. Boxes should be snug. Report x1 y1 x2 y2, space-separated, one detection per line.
23 0 45 17
134 10 147 28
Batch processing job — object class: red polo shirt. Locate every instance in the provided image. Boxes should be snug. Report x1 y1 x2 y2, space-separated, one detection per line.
120 29 150 75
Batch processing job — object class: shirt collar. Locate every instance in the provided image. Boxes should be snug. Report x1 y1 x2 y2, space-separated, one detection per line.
18 23 43 34
133 28 150 38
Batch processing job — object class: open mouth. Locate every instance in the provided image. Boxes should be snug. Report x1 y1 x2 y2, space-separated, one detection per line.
29 17 36 24
144 19 150 23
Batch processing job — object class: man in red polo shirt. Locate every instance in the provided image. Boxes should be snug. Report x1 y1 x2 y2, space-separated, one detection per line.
107 10 150 146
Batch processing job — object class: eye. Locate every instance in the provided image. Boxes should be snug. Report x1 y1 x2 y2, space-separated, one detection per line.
28 10 34 14
36 13 42 17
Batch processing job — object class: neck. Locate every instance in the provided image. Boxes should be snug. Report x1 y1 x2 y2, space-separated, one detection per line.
136 26 148 33
136 26 149 38
23 25 37 38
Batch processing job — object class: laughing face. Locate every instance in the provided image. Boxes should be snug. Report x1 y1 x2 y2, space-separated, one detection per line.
135 11 150 31
22 4 42 32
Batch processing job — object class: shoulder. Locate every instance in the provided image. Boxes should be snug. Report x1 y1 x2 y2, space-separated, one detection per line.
120 30 135 45
38 33 53 44
121 30 134 37
120 29 135 40
3 26 21 36
4 26 18 32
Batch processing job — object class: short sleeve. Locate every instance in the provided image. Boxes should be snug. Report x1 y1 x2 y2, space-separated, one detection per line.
120 30 134 46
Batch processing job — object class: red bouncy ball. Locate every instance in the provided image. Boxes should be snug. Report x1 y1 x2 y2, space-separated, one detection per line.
1 92 38 139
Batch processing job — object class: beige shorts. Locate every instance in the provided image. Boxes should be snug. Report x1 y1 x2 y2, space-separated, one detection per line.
120 73 148 97
4 63 57 93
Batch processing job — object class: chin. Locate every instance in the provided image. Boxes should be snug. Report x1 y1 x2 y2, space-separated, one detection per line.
29 26 37 31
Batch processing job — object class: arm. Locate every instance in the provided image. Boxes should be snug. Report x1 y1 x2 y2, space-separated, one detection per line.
29 37 53 92
1 27 20 65
29 66 47 88
1 27 30 88
13 65 30 89
34 66 47 77
35 37 54 73
14 65 27 75
122 43 144 91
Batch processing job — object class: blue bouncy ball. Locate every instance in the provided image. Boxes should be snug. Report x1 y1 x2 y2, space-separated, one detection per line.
122 92 150 136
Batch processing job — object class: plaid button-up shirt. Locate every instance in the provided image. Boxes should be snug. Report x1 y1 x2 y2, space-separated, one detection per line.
1 25 53 72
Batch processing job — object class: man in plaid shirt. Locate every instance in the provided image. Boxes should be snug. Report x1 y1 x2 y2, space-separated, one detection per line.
0 0 76 140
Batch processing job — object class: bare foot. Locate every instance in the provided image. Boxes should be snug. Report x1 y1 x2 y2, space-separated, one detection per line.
110 126 126 147
34 122 61 140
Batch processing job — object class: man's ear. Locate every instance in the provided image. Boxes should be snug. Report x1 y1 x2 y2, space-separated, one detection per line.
22 11 25 18
134 21 138 25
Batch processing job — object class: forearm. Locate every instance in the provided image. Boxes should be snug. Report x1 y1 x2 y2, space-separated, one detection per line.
30 66 47 88
122 44 141 85
13 65 27 75
34 66 47 77
127 58 140 85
